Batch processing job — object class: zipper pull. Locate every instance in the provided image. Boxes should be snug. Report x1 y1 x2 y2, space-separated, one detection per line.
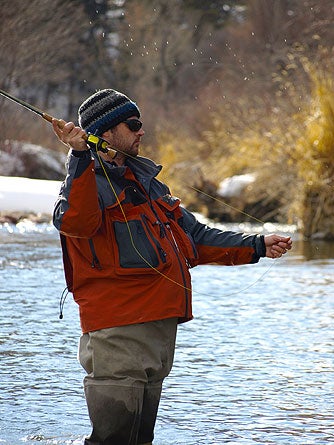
158 221 165 238
153 219 165 238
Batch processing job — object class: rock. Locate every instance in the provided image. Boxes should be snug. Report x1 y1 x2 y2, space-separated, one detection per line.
0 140 66 180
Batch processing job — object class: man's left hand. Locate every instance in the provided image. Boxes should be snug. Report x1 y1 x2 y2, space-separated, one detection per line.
264 235 292 259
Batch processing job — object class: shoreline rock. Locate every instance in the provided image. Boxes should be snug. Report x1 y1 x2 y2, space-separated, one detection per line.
0 212 52 225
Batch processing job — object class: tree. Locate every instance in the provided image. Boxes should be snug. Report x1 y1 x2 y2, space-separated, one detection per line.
0 0 120 121
0 1 85 109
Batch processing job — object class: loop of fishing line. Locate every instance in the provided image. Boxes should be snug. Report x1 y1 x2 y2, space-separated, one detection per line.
97 147 282 298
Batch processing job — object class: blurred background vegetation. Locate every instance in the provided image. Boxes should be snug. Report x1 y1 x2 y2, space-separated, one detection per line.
0 0 333 238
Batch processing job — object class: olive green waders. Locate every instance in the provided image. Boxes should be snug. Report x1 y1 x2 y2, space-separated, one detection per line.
79 318 178 445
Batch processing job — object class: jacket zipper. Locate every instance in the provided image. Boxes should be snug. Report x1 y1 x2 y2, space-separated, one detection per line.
165 223 190 318
184 228 199 260
141 215 167 263
88 239 102 270
147 185 190 318
166 223 192 268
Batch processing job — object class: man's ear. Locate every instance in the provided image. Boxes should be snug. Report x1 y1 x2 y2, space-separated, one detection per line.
101 129 113 140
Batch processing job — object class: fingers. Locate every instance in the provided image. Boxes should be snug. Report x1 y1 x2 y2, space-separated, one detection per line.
277 240 292 250
52 118 88 150
267 247 286 259
277 236 292 247
264 234 293 259
52 118 70 140
52 118 65 137
273 239 292 255
271 245 287 257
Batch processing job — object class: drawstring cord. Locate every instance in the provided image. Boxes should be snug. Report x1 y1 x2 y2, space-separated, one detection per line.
59 287 69 319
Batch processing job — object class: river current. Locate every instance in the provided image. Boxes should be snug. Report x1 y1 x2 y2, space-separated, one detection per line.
0 220 333 445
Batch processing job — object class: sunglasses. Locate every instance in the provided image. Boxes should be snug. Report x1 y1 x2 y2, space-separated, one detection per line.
124 119 143 132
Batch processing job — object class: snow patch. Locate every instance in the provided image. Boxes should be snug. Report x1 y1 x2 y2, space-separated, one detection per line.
217 173 256 198
0 176 61 214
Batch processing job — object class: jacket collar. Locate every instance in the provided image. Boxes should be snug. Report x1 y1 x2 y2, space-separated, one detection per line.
93 154 162 182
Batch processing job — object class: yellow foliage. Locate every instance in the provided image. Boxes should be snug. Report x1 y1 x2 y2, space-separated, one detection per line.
152 57 334 234
295 66 334 186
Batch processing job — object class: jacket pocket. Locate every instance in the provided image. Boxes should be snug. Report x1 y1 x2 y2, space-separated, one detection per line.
114 219 167 270
88 238 102 270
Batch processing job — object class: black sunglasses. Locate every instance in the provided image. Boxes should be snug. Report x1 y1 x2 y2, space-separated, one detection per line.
124 119 142 132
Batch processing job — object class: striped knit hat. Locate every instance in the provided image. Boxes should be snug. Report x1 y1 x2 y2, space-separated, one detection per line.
78 89 140 135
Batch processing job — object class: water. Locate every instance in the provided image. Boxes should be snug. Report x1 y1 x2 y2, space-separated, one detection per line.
0 221 333 445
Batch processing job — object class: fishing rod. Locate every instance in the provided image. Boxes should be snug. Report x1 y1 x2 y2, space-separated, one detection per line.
0 89 288 228
0 88 288 300
0 88 116 157
0 88 268 226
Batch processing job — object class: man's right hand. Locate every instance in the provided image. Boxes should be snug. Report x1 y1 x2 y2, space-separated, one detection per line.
52 118 88 151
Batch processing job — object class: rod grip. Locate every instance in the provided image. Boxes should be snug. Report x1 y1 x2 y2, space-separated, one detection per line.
42 112 56 124
43 112 88 141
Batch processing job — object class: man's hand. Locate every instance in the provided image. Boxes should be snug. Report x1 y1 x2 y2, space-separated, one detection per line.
52 118 88 151
264 235 292 258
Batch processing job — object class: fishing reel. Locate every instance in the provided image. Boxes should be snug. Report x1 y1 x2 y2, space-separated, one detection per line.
86 134 109 153
86 134 117 158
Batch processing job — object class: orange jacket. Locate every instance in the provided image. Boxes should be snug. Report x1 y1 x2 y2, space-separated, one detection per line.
54 151 265 333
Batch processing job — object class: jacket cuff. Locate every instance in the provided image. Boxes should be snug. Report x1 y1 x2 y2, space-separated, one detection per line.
71 149 91 158
257 235 266 257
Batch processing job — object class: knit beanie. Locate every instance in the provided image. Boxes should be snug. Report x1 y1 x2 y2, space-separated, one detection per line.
78 89 140 135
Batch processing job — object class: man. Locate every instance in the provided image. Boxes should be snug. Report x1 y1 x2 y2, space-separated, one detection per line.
52 89 292 445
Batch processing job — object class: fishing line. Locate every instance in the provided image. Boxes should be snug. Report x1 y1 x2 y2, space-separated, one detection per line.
188 185 266 225
96 147 284 298
96 151 193 292
0 88 286 297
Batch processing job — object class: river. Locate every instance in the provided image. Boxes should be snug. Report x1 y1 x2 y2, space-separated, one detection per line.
0 221 333 445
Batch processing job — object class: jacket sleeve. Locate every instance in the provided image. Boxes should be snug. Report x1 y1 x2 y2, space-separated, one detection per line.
181 207 266 265
53 150 102 238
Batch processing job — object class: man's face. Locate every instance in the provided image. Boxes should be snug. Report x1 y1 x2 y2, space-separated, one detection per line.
102 116 145 160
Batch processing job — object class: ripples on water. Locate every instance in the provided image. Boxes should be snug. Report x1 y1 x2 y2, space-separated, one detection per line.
0 221 333 445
